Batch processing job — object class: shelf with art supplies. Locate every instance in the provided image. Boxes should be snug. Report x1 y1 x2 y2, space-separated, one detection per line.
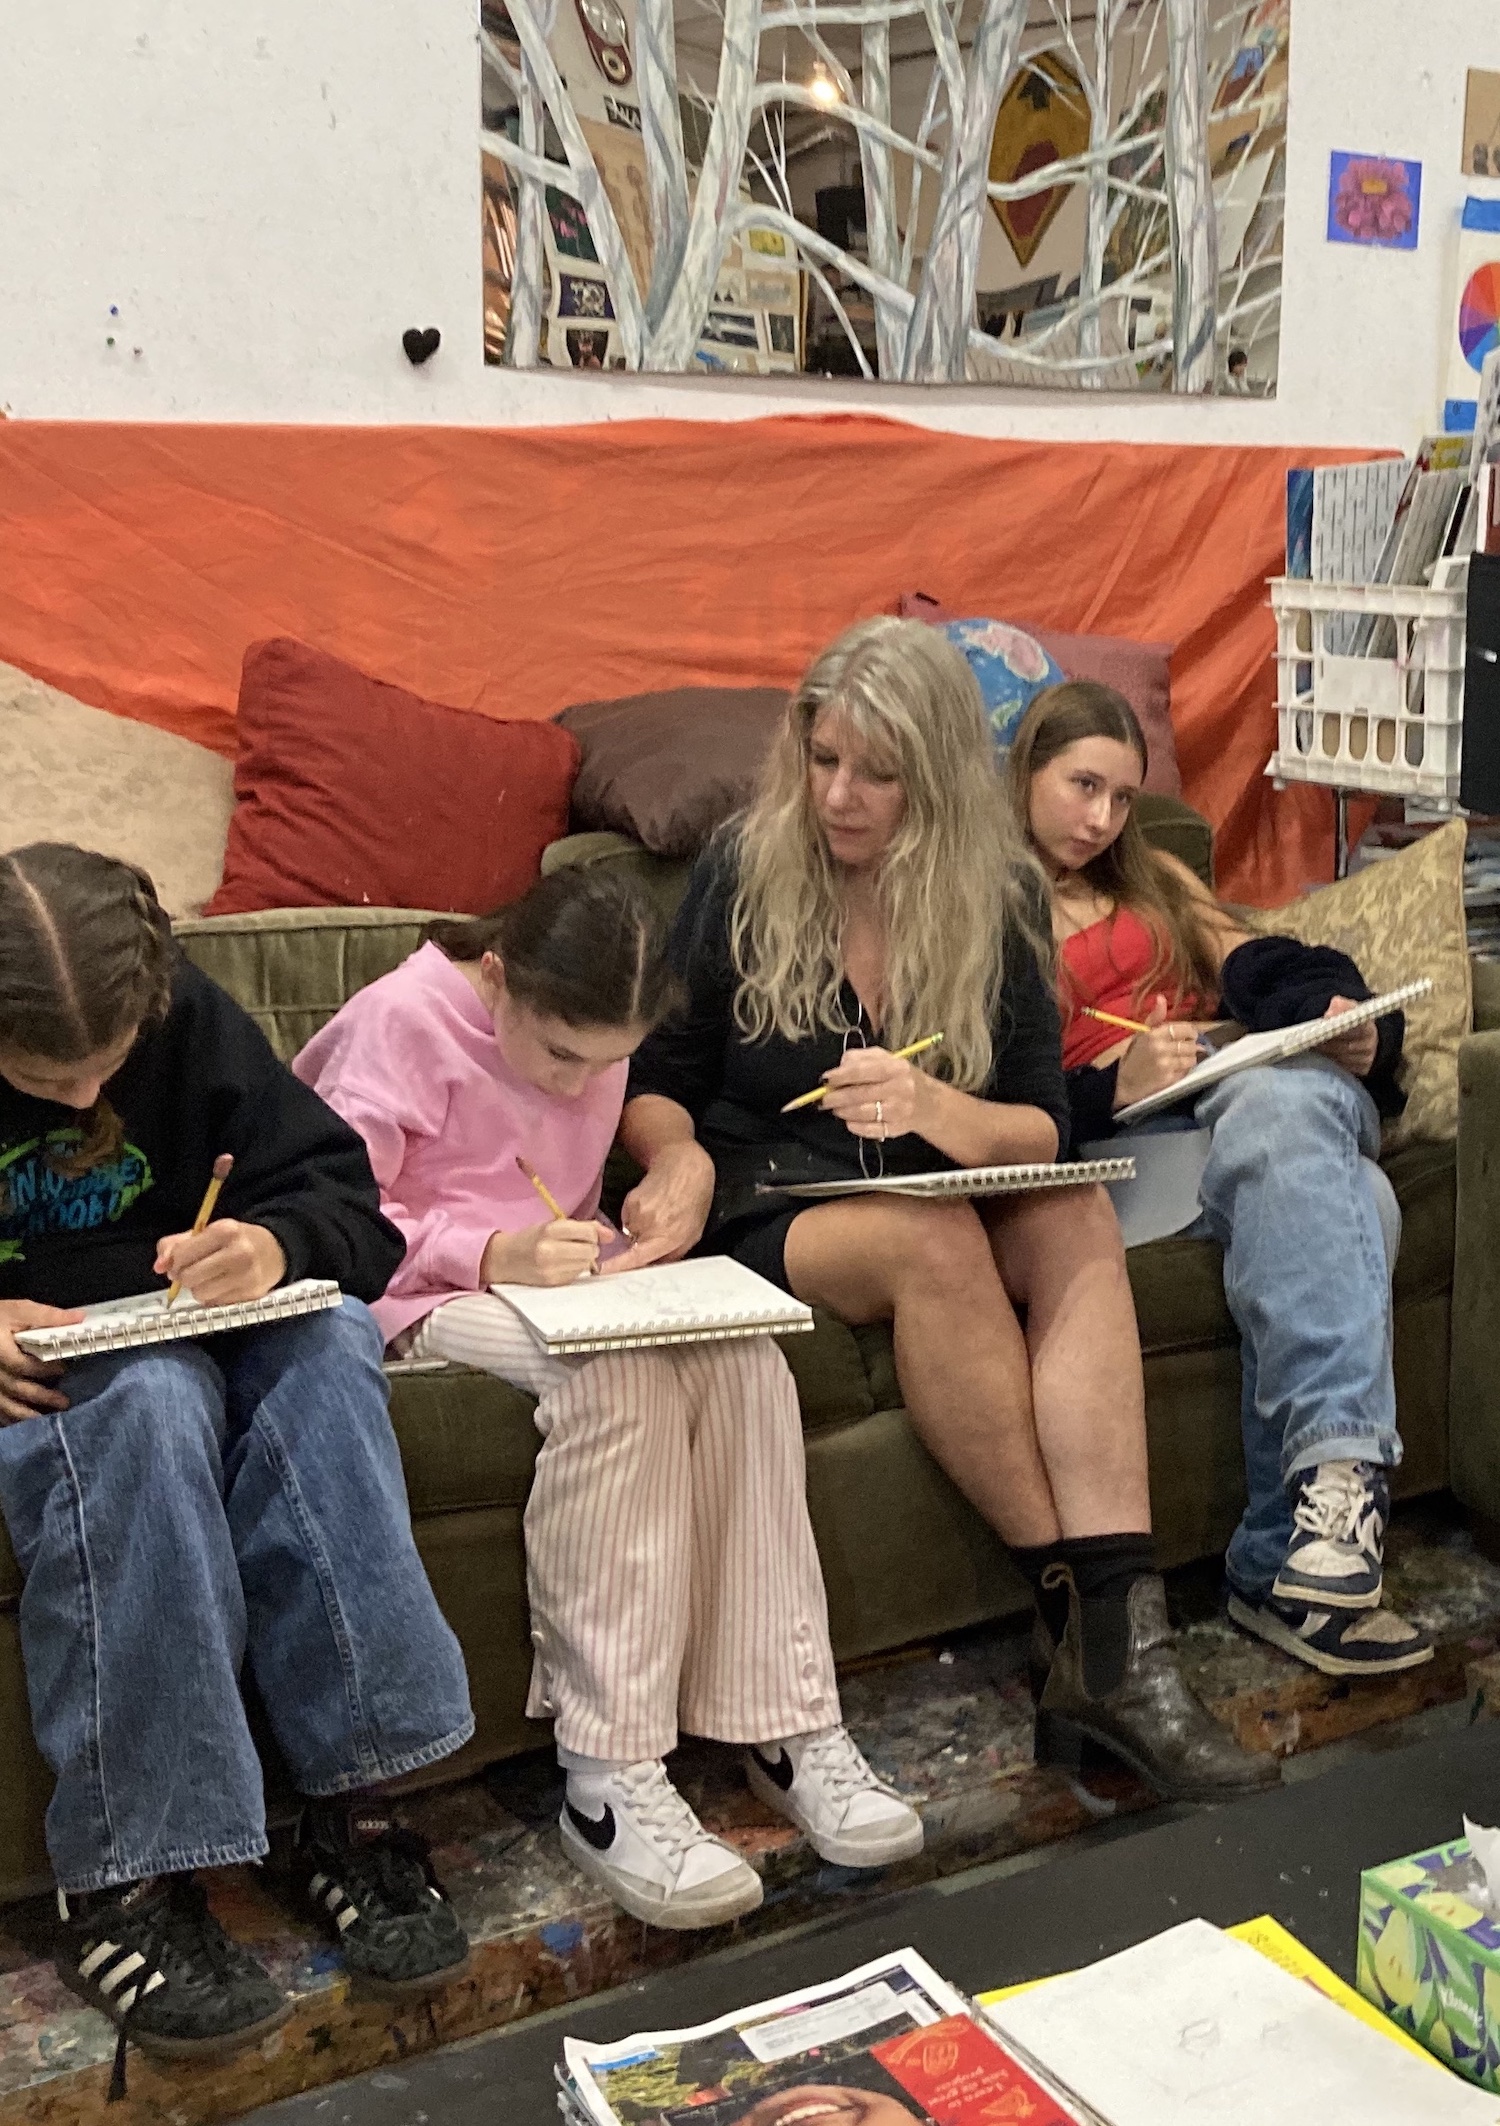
1269 353 1500 881
552 1904 1500 2126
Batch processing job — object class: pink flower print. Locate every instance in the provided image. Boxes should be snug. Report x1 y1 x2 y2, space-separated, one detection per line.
962 620 1051 682
1332 157 1415 245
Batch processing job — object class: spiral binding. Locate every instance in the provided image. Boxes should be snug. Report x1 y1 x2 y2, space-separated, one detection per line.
14 1279 342 1362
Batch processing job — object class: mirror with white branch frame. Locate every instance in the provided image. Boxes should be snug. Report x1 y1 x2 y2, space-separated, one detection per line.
481 0 1285 389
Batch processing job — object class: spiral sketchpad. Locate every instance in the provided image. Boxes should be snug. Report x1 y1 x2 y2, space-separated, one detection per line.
1359 1839 1500 2091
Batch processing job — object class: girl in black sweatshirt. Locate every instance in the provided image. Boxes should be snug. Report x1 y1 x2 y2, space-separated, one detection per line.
0 844 473 2092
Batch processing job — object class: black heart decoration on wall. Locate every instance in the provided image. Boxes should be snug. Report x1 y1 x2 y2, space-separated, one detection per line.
402 327 442 365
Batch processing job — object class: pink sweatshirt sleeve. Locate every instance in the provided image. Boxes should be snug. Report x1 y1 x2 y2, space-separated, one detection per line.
329 1086 496 1297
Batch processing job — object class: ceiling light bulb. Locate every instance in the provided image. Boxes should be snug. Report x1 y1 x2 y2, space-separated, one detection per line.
808 65 839 107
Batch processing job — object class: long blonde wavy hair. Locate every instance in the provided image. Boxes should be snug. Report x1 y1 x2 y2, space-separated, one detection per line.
728 616 1051 1092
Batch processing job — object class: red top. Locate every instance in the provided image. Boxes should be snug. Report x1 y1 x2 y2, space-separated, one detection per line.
1059 906 1202 1069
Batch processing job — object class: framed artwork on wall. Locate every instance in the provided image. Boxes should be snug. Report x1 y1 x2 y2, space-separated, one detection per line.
479 0 1287 393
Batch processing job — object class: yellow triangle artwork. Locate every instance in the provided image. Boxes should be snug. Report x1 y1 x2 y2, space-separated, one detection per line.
988 53 1091 271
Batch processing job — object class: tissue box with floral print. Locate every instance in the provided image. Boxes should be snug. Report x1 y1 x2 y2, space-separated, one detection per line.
1358 1838 1500 2090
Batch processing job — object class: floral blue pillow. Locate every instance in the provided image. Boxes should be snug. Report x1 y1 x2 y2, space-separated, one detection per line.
937 619 1065 754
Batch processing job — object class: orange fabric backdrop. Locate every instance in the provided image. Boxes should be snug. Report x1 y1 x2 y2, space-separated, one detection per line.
0 415 1372 904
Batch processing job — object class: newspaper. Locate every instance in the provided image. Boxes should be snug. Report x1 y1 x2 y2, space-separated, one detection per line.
558 1947 1080 2126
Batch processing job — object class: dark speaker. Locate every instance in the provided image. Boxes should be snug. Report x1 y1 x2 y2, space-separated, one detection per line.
1462 552 1500 813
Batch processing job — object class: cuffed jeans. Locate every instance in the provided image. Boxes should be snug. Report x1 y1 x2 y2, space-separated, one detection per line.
1181 1058 1401 1605
0 1299 473 1892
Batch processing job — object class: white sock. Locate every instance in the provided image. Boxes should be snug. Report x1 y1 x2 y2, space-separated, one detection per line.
558 1748 647 1782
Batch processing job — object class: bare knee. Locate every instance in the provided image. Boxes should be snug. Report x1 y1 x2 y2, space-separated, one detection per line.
989 1182 1127 1297
893 1199 1001 1295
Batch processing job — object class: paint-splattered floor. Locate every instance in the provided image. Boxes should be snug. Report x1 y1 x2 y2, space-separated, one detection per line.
4 1502 1499 2125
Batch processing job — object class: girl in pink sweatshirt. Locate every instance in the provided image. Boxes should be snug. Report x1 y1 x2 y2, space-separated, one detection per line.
295 867 920 1928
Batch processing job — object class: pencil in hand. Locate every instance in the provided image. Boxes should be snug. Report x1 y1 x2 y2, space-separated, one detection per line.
515 1155 600 1274
165 1153 234 1304
782 1032 945 1113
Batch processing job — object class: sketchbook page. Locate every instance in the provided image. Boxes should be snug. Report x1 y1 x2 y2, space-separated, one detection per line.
491 1256 811 1342
763 1158 1135 1201
12 1280 343 1359
1082 1129 1210 1247
986 1920 1499 2126
1113 982 1432 1126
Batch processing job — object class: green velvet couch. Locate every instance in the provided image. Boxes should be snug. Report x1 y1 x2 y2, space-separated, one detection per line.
0 795 1492 1897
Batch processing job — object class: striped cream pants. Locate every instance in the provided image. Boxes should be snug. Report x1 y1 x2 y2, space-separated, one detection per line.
405 1295 841 1763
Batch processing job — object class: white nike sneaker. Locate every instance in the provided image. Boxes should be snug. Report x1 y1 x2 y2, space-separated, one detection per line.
745 1727 924 1867
558 1761 763 1930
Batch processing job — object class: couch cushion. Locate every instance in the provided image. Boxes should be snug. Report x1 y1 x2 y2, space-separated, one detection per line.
175 905 442 1062
208 638 579 918
558 687 789 859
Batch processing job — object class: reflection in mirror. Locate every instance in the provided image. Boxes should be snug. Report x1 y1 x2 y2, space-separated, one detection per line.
481 0 1285 391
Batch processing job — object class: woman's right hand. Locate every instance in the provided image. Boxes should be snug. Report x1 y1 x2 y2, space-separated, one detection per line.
613 1140 716 1270
0 1301 84 1423
480 1220 609 1287
1111 996 1205 1109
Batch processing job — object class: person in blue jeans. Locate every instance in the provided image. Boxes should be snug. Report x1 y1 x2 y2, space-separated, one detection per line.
1010 683 1432 1680
0 843 473 2092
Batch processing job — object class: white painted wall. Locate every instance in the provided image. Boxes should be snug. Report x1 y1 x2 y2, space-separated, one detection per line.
4 0 1498 446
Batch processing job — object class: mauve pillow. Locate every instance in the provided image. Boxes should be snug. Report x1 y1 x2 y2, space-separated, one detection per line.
557 687 790 858
207 638 580 916
898 591 1180 795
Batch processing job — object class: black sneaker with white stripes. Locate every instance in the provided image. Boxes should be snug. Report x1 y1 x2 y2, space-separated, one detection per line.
56 1874 290 2096
291 1799 470 1997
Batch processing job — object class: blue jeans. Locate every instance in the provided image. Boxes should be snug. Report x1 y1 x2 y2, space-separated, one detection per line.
1180 1058 1401 1604
0 1299 473 1892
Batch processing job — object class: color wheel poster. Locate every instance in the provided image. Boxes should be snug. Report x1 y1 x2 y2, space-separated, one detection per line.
1447 198 1500 430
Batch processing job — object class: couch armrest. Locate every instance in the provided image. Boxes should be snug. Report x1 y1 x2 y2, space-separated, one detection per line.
1450 1026 1500 1516
542 833 694 923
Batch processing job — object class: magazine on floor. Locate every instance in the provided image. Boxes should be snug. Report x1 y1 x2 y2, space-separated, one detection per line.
556 1946 1084 2126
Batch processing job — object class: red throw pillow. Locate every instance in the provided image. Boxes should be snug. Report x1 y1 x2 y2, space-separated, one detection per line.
206 639 580 916
897 590 1180 796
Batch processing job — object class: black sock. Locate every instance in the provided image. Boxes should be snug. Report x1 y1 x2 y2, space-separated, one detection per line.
1011 1539 1073 1646
1058 1532 1157 1696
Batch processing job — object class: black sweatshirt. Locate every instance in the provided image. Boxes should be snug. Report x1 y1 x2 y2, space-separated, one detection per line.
1064 932 1408 1143
627 838 1071 1230
0 955 405 1311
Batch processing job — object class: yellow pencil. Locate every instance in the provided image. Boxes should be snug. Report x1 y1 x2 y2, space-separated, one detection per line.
781 1032 945 1113
1081 1004 1154 1037
516 1155 600 1273
515 1154 567 1220
165 1152 234 1303
1082 1004 1213 1054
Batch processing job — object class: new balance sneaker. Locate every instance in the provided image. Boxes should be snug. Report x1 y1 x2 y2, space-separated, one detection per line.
1272 1460 1389 1610
558 1760 763 1930
1228 1591 1434 1676
292 1799 470 1998
745 1727 925 1867
56 1874 289 2098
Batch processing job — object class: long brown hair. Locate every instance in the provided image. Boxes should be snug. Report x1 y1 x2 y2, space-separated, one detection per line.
729 616 1052 1092
427 866 680 1031
0 844 175 1176
1007 682 1221 1012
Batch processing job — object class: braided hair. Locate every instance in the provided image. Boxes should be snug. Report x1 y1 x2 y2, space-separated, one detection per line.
0 844 174 1175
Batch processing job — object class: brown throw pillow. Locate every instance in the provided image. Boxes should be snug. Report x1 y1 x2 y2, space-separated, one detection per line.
1250 820 1471 1150
557 687 790 858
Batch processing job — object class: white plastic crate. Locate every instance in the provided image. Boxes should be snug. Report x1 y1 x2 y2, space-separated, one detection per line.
1267 574 1467 804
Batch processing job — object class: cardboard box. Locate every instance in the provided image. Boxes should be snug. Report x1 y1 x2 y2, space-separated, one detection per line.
1359 1837 1500 2090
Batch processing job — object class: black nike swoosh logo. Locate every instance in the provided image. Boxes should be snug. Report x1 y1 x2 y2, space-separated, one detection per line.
565 1799 617 1851
751 1746 795 1793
